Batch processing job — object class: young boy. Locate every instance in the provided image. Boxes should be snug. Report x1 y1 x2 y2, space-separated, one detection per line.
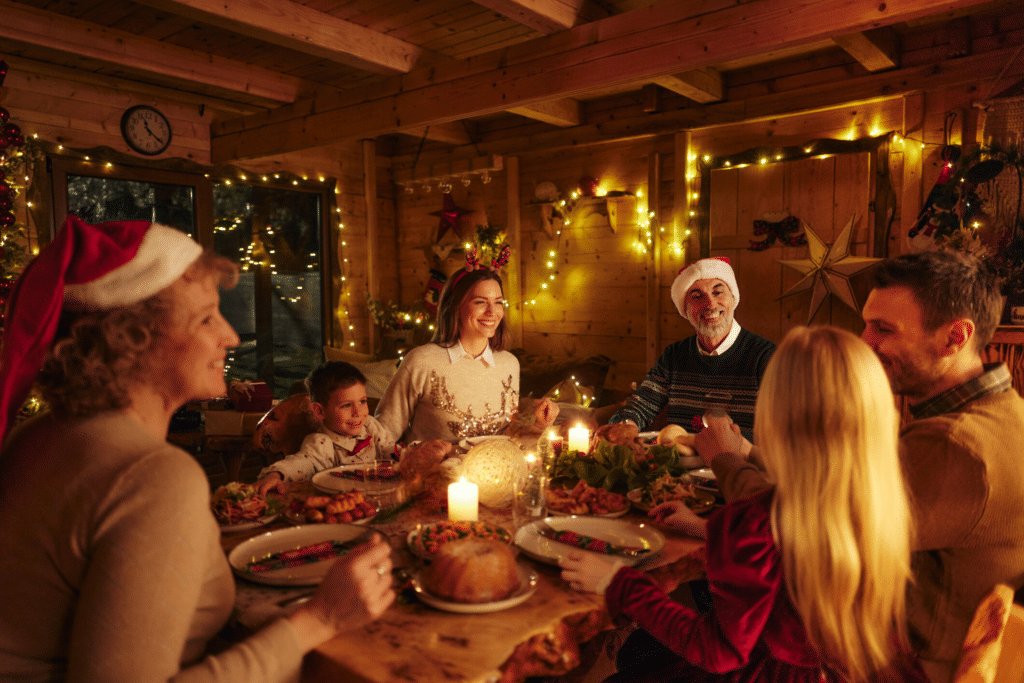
254 361 396 495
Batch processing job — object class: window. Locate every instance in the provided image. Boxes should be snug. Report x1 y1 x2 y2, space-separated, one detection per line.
51 158 330 398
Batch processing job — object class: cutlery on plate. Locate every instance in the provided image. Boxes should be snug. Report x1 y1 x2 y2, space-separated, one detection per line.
248 532 372 573
532 520 649 558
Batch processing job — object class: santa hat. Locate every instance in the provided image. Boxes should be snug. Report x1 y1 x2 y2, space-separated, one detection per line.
670 257 740 317
0 215 202 443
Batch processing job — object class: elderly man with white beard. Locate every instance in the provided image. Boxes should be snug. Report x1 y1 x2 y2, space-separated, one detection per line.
609 257 775 441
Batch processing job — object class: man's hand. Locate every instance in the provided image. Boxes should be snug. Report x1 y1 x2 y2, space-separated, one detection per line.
693 416 747 466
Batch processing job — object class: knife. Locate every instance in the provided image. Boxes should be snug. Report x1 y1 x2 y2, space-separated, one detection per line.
533 520 649 558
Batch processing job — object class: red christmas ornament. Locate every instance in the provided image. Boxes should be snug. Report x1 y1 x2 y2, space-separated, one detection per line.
3 123 20 138
0 213 15 228
429 192 473 243
0 181 9 195
0 198 11 213
0 107 8 125
578 176 598 197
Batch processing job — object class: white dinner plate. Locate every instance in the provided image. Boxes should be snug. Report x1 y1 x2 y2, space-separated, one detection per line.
546 498 630 519
514 516 664 567
638 431 659 441
626 488 716 515
457 434 511 451
219 514 278 534
283 507 376 526
311 464 401 495
228 523 374 586
411 562 538 614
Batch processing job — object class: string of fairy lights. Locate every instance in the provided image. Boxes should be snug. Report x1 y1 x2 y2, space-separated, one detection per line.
10 128 956 357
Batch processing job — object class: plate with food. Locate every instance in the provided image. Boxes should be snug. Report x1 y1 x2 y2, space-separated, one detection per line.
514 516 664 567
311 462 401 496
284 490 378 525
627 475 716 515
407 520 513 557
546 480 630 518
211 482 283 533
412 538 537 614
228 523 377 586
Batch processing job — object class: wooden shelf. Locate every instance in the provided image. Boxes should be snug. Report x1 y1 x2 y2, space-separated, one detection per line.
530 196 636 236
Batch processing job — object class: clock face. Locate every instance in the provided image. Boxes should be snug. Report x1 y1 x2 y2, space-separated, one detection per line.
120 105 172 156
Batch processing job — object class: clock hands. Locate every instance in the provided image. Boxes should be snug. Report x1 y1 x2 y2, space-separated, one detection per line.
143 120 164 144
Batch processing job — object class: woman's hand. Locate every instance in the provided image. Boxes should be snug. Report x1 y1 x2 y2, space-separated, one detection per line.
558 550 623 594
649 500 708 539
532 398 559 429
291 535 395 649
254 472 287 496
693 416 746 466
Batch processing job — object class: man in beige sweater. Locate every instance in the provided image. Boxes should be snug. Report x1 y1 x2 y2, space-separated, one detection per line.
700 251 1024 683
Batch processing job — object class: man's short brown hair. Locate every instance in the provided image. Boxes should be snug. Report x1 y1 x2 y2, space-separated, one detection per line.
872 250 1002 352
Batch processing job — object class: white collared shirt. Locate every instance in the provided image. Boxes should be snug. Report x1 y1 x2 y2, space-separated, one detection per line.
698 320 741 356
446 340 496 368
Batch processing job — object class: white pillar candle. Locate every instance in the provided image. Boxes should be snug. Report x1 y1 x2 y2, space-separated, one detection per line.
448 477 479 521
567 425 590 453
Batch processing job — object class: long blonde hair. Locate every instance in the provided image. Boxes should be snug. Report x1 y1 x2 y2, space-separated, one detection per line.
757 326 913 682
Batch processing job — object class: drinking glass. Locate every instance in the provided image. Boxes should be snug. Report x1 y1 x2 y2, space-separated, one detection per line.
512 459 547 530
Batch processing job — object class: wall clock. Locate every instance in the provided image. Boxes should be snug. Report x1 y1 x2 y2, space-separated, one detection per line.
120 105 172 156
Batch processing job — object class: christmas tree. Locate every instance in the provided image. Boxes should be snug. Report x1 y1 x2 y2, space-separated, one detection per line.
0 55 41 326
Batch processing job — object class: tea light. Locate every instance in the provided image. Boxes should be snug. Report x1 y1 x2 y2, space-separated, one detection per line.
547 429 564 457
448 477 479 521
567 424 590 453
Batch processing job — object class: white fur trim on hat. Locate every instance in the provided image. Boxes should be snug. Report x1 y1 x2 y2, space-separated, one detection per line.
63 224 203 311
670 257 740 317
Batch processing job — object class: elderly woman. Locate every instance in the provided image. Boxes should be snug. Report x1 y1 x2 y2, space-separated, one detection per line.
0 217 393 682
376 249 555 444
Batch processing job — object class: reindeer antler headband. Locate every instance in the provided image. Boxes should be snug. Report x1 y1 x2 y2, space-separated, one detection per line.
450 245 511 290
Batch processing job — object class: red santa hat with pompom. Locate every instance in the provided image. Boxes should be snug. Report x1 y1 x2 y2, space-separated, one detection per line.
0 215 202 443
670 256 740 317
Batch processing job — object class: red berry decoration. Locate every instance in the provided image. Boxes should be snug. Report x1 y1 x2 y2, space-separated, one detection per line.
0 107 8 125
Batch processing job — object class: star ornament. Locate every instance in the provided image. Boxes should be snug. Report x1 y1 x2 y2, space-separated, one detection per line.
429 193 473 243
776 213 883 323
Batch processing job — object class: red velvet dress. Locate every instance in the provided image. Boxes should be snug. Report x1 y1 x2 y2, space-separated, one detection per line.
605 488 928 683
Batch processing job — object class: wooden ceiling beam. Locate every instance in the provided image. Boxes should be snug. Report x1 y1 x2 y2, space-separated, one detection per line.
470 0 582 34
131 0 430 75
507 98 581 126
0 0 305 104
211 0 994 162
832 27 900 72
390 44 1024 167
653 67 724 103
397 122 474 145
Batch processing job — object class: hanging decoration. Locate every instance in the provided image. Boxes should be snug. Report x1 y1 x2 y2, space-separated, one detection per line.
777 213 883 323
430 192 473 260
748 213 807 251
422 268 446 314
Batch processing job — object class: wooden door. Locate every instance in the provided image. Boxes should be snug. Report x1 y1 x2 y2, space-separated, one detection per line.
708 152 875 343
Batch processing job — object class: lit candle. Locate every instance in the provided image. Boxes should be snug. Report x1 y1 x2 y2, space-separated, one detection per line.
448 477 479 521
567 424 590 453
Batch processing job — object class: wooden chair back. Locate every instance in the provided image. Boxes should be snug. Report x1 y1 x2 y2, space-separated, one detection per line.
954 584 1024 683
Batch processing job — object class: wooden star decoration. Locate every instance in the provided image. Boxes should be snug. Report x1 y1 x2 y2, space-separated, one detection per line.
776 213 884 323
429 192 473 244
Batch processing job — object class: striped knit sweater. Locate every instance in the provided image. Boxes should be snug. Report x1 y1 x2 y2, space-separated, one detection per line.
610 328 775 440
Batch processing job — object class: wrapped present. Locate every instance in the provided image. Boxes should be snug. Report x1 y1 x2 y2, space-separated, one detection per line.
228 380 274 412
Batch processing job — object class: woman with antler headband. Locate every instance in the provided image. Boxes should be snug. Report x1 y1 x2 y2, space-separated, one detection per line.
376 246 556 444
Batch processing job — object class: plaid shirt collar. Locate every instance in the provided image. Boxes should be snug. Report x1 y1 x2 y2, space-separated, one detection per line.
909 363 1012 420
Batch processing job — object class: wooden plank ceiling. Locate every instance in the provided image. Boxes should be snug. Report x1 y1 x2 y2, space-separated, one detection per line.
2 0 1022 162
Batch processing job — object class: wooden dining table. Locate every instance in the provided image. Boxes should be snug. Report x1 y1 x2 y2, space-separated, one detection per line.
220 483 708 683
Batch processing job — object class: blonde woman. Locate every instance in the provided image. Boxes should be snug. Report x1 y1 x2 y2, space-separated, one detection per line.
560 326 927 683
